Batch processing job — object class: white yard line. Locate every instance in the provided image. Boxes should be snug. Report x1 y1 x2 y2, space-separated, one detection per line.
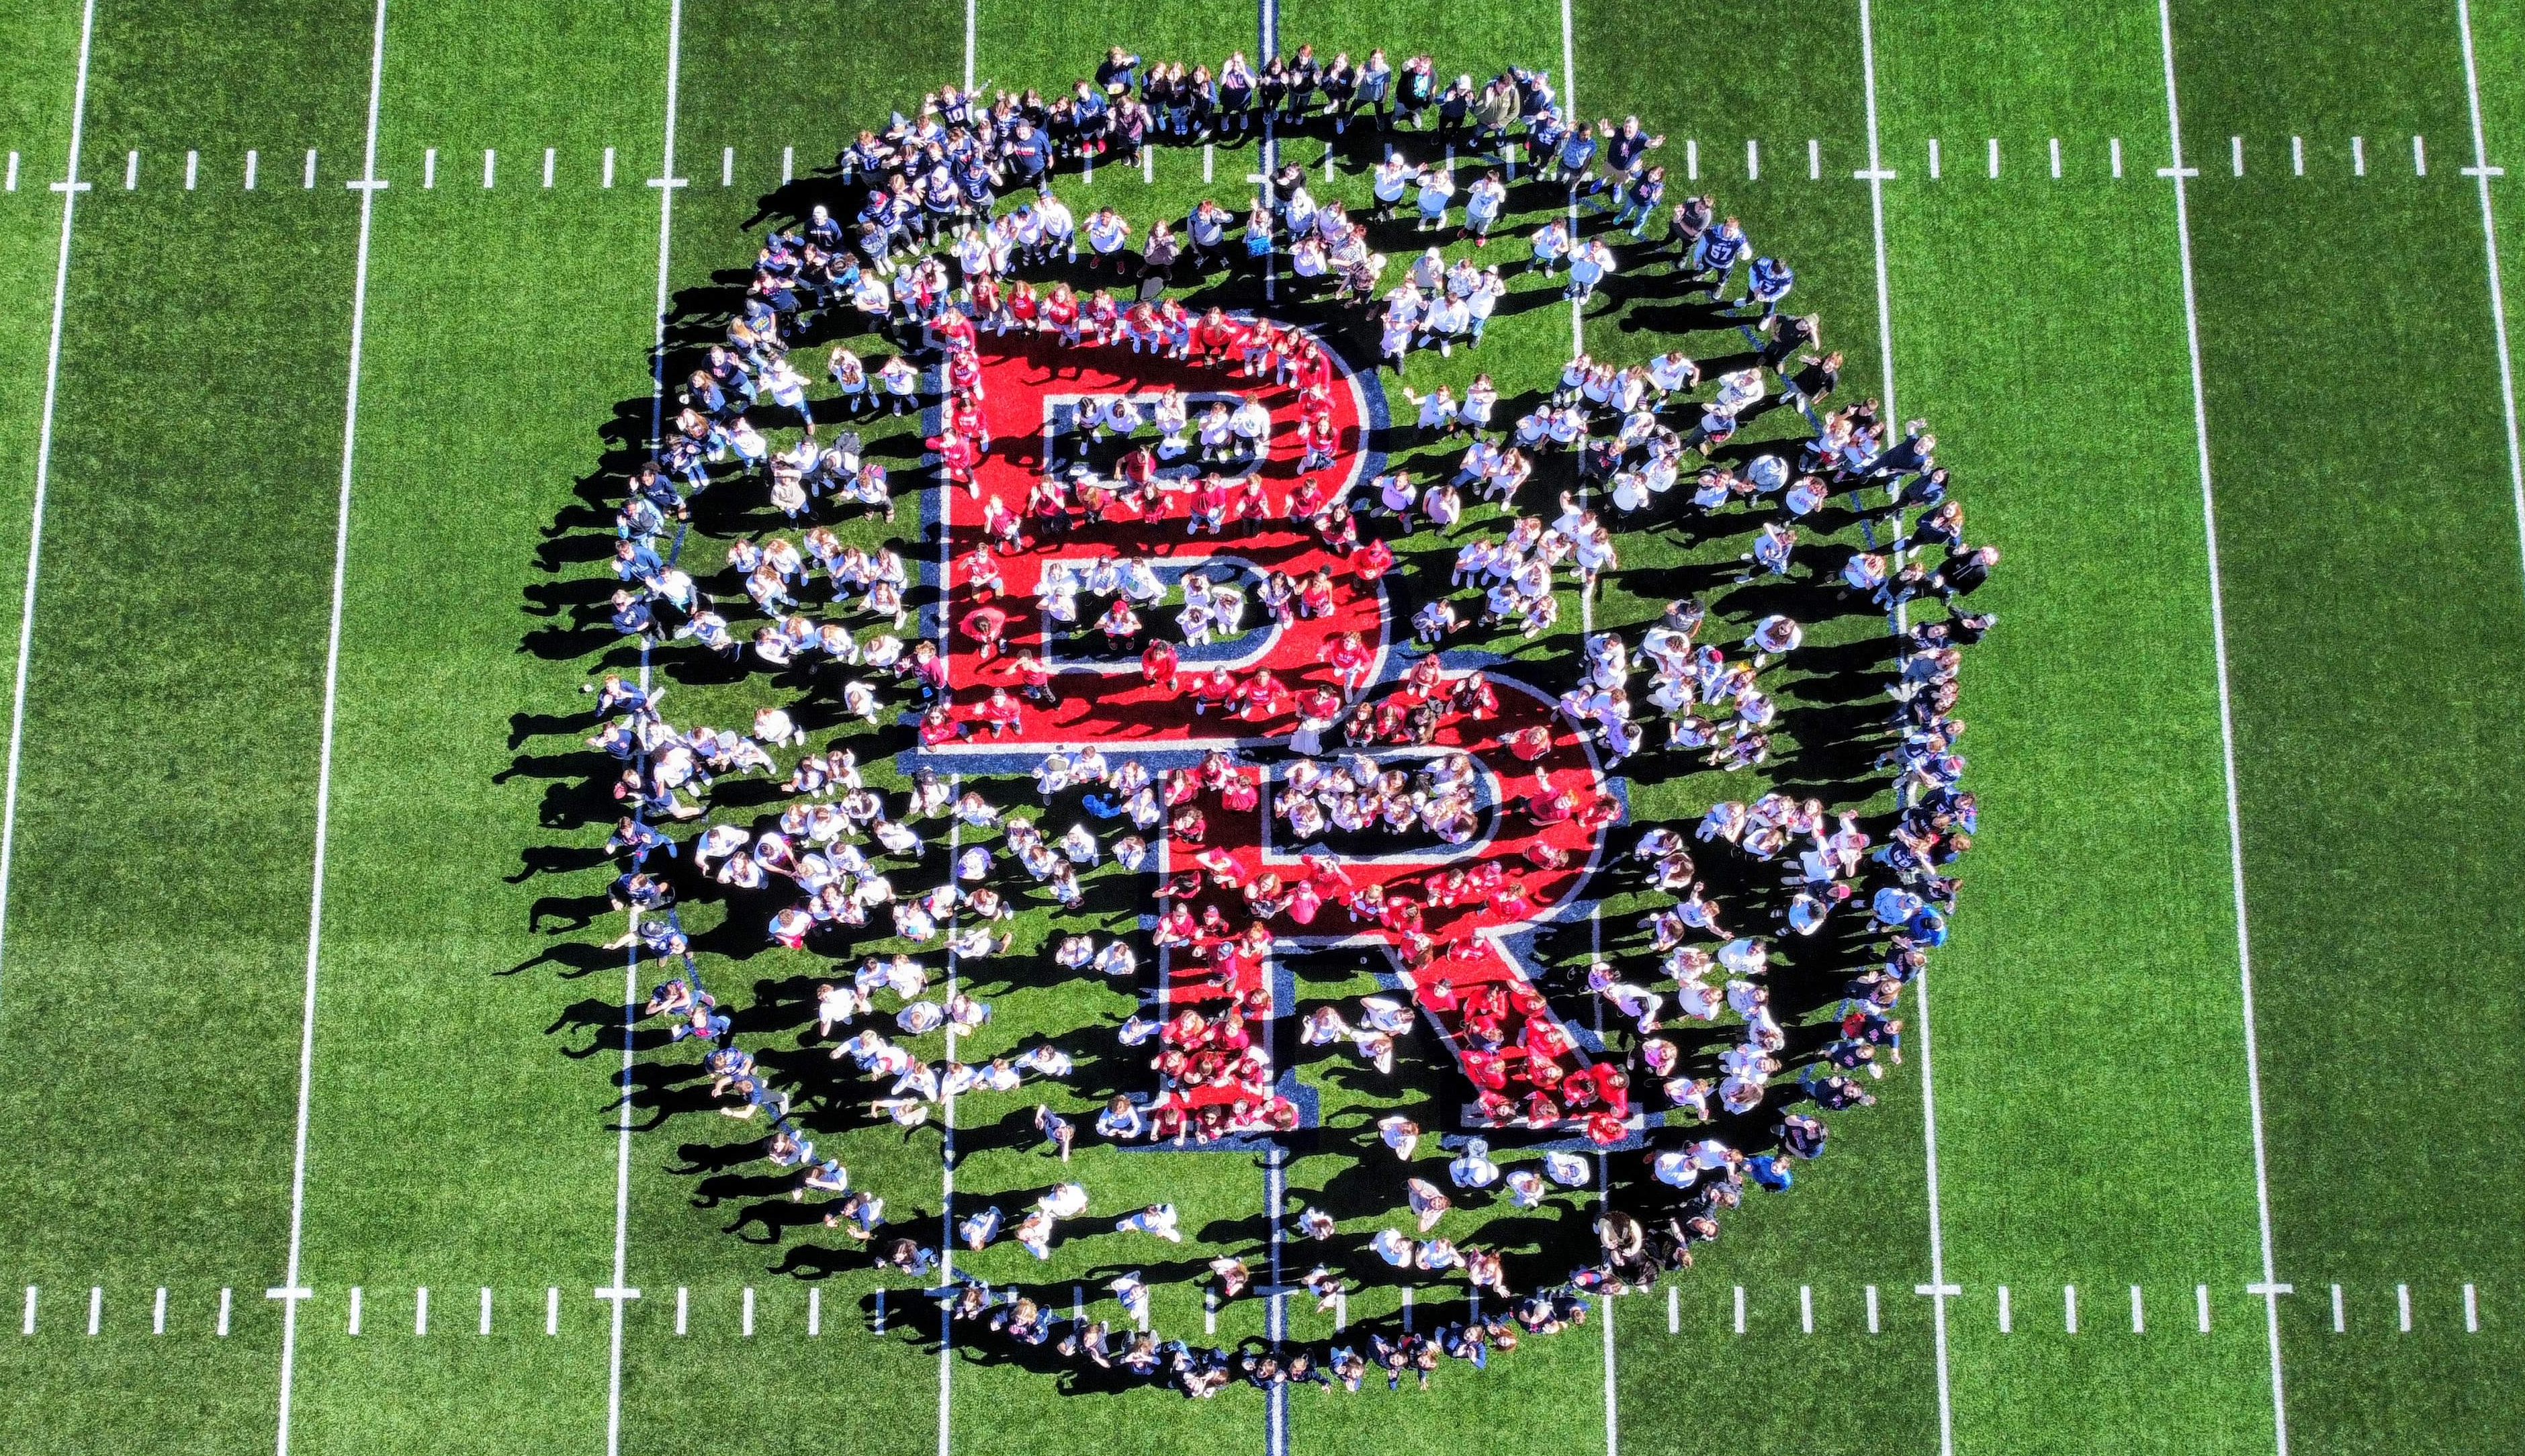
1853 5 1957 1454
601 5 685 1455
1555 7 1615 1449
2453 0 2525 594
2151 6 2292 1453
1560 0 1585 359
269 4 388 1450
0 0 96 1007
938 778 963 1456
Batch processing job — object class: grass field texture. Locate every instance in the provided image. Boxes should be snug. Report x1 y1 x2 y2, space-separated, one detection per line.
0 2 2520 1455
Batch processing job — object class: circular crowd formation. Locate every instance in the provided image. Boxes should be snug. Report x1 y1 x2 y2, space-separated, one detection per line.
570 42 1996 1397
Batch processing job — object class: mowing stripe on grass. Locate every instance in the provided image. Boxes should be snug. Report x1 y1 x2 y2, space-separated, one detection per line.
2152 4 2291 1450
0 0 91 1008
270 5 388 1453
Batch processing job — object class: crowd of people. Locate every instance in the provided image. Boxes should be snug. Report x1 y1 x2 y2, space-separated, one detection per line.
570 42 2002 1397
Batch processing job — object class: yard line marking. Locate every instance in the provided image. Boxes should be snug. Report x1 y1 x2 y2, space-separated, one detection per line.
246 148 259 189
2065 1285 2079 1334
1800 1285 1814 1334
2112 136 2124 178
2466 1284 2479 1332
2292 136 2304 175
2197 1284 2211 1332
1997 1285 2011 1333
2414 134 2428 176
543 148 555 188
1205 1292 1219 1335
303 148 316 188
742 1287 755 1338
1746 138 1760 181
1857 7 1954 1449
2454 0 2525 600
937 774 964 1456
1732 1285 1744 1334
85 1285 98 1336
1333 1291 1346 1330
807 1287 820 1336
2352 135 2366 175
545 1287 558 1336
479 1288 492 1336
2231 136 2244 176
1666 1285 1678 1333
674 1287 687 1336
2156 7 2292 1448
186 150 197 189
347 1287 361 1335
152 1287 166 1335
781 144 793 183
2397 1284 2411 1332
2049 136 2060 178
605 146 617 187
962 0 975 89
1987 137 1999 177
483 148 495 188
271 7 386 1451
721 146 732 187
1928 137 1941 179
1809 137 1820 179
1073 1288 1084 1324
2331 1284 2344 1332
2130 1284 2145 1333
122 148 134 189
874 1288 885 1333
1401 1285 1413 1332
421 148 433 188
1559 0 1585 372
605 10 682 1456
0 0 94 1008
1685 137 1698 180
1204 143 1214 181
219 1288 233 1336
414 1287 429 1336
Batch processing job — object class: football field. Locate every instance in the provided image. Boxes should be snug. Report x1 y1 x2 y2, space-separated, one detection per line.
0 0 2521 1453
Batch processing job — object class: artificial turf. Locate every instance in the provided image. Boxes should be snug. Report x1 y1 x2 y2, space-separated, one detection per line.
0 2 2520 1455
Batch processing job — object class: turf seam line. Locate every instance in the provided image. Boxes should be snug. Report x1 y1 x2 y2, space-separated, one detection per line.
2154 5 2293 1449
0 0 95 1014
2452 0 2525 600
271 3 388 1447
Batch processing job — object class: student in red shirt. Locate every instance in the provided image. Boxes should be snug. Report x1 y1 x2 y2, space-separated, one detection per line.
973 687 1023 737
1350 536 1395 584
1296 569 1337 620
1229 474 1270 530
1232 667 1289 721
1140 637 1180 690
1190 666 1239 716
961 603 1009 662
1325 631 1374 697
1010 650 1057 708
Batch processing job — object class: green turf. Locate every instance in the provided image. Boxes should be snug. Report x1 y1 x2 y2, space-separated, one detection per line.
3 1 2524 1453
